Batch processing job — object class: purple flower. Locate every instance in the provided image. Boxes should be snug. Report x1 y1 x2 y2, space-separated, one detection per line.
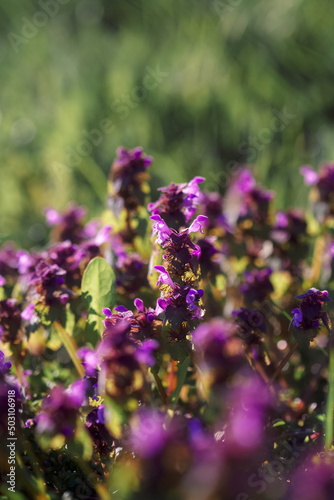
300 165 319 185
150 215 172 246
188 215 207 235
225 169 274 227
114 251 149 295
291 288 331 332
198 191 232 233
98 320 147 400
96 404 105 425
276 211 289 228
233 169 256 193
0 299 22 344
193 318 243 378
0 275 5 287
0 350 11 375
24 418 36 428
148 177 205 230
291 308 303 328
44 207 63 226
0 244 19 279
154 266 175 288
21 304 36 322
28 259 69 306
300 165 334 219
240 268 274 304
225 376 272 454
93 225 112 246
232 307 266 338
17 250 37 276
154 263 205 331
129 410 167 458
77 347 99 377
108 146 152 216
135 339 159 365
43 203 88 244
86 404 114 454
151 216 207 282
151 214 207 248
36 380 86 437
103 305 134 330
289 459 334 500
186 288 204 313
271 209 307 245
134 297 166 321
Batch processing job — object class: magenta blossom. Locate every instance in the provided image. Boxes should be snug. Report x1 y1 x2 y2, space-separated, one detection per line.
150 214 207 248
299 165 319 185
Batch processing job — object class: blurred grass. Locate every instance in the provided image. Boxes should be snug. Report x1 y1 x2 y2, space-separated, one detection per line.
1 0 334 247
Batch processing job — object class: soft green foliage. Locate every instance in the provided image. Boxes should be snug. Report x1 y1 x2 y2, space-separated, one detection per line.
1 0 334 247
81 256 116 341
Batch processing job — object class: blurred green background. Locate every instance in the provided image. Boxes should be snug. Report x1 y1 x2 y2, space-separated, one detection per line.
1 0 334 247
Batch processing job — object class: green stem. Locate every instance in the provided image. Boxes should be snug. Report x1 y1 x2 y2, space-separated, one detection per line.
54 321 85 378
169 356 190 408
325 338 334 450
270 341 299 384
270 299 292 322
152 371 168 405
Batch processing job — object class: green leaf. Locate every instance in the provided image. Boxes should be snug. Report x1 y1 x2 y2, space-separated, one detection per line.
272 420 286 428
167 339 191 363
170 355 190 407
325 343 334 449
81 257 116 342
65 302 76 334
103 397 124 439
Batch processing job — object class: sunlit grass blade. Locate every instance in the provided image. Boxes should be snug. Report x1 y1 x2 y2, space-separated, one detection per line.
325 341 334 450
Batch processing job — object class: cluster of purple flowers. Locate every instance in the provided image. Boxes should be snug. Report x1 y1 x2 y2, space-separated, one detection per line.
291 288 331 332
1 148 334 499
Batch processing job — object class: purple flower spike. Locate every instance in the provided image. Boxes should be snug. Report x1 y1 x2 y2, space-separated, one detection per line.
292 287 331 333
300 165 319 185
